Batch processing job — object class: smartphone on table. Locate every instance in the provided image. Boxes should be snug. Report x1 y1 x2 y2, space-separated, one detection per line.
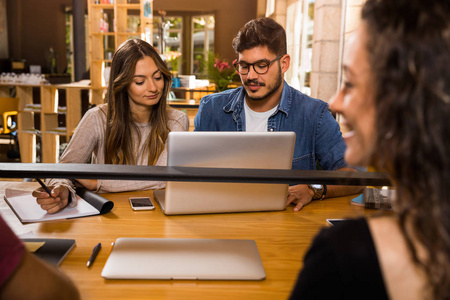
129 197 155 210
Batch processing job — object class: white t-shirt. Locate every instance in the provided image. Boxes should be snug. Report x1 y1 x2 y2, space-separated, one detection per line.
244 100 278 132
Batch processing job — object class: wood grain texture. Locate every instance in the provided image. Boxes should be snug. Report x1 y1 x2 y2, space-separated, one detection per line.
0 182 382 300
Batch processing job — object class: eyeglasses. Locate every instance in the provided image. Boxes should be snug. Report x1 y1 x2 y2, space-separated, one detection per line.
233 55 284 75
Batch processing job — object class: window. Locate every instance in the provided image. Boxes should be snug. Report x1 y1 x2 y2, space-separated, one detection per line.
65 10 73 80
64 7 89 82
285 0 314 95
191 15 214 76
153 16 183 73
266 0 275 16
300 0 315 95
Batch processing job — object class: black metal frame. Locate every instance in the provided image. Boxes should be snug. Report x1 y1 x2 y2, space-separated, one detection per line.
0 163 391 186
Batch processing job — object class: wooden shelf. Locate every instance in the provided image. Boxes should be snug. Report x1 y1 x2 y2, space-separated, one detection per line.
91 32 116 36
116 31 141 35
91 4 114 9
116 4 141 9
44 129 68 136
1 83 89 163
20 128 38 134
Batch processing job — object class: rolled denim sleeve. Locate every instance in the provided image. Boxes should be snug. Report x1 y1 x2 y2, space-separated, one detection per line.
194 97 208 131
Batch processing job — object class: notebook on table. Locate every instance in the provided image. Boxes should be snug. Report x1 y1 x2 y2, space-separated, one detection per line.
22 238 76 266
4 187 114 223
153 131 296 215
101 237 266 280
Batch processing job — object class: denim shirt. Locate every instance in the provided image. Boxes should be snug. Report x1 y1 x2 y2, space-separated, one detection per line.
194 81 348 171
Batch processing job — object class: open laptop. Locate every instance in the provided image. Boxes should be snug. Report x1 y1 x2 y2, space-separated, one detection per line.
153 131 296 215
101 238 266 280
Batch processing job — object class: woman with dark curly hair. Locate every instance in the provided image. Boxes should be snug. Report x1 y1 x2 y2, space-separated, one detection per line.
32 39 189 214
290 0 450 299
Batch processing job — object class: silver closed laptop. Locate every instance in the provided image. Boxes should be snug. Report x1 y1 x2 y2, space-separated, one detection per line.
153 131 296 215
101 238 266 280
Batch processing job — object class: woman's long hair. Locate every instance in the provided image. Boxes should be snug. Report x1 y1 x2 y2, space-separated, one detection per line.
362 0 450 298
104 39 172 165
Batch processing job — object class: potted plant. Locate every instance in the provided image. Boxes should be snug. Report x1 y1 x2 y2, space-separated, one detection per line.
165 51 181 74
206 52 238 92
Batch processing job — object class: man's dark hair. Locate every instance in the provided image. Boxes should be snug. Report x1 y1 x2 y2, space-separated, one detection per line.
232 17 287 56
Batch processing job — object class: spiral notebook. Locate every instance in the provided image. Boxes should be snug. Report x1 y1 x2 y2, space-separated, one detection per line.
4 187 114 223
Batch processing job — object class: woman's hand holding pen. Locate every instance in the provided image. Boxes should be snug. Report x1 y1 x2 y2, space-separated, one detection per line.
32 185 70 214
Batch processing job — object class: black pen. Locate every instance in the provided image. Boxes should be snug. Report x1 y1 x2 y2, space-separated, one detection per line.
35 178 52 196
87 243 101 268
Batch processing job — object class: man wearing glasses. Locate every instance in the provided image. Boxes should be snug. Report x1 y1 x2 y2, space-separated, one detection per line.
194 17 362 211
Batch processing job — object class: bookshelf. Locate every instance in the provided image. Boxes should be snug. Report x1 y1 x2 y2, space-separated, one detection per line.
87 0 153 104
0 83 87 163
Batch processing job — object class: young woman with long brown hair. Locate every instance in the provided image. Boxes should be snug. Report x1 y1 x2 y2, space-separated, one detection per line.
290 0 450 298
33 39 188 213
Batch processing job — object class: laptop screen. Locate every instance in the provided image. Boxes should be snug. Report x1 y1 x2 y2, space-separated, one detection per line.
167 131 296 169
154 131 296 215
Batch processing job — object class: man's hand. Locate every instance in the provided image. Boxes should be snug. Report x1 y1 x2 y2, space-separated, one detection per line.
32 185 70 214
286 184 314 211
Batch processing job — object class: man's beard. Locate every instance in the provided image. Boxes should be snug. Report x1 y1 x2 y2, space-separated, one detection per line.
244 67 283 101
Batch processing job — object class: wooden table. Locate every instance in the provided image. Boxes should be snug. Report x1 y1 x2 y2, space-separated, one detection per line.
168 99 200 109
170 85 215 102
168 99 201 132
0 181 372 300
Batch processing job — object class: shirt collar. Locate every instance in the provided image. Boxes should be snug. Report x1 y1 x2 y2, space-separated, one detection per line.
277 81 291 116
223 87 246 113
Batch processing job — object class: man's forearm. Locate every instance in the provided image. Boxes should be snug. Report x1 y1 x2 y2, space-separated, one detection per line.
325 184 363 198
324 167 364 199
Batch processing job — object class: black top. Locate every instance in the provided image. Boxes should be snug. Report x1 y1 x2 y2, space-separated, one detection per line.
290 218 389 299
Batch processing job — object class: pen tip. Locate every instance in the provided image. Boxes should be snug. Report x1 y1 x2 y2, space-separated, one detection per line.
87 262 90 268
